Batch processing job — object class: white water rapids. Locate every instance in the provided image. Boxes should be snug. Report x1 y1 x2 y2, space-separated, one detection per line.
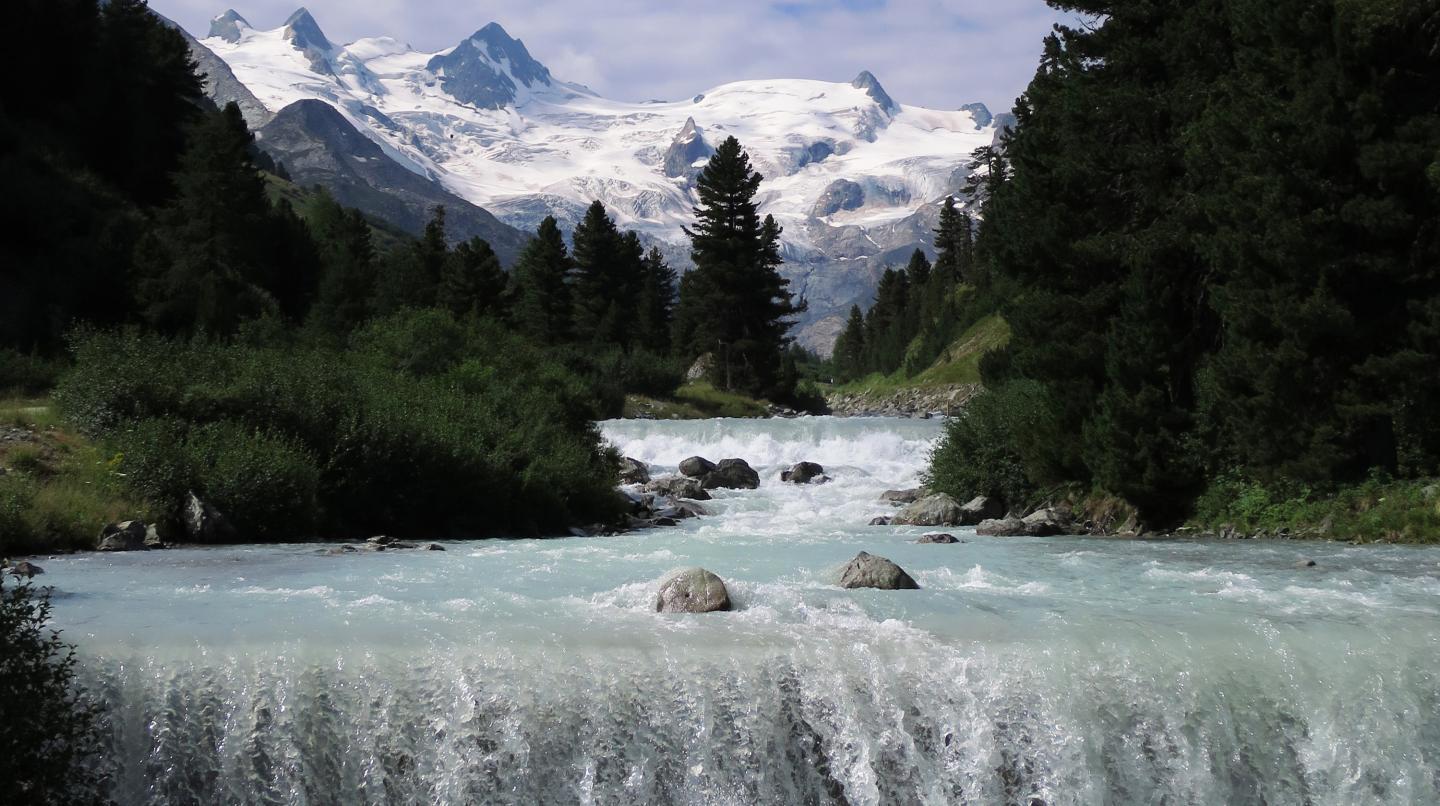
39 417 1440 804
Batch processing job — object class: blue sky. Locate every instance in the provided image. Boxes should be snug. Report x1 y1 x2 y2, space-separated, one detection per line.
151 0 1073 112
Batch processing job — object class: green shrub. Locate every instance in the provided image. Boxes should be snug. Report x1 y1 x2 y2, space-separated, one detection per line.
0 349 62 397
0 577 107 804
925 380 1061 509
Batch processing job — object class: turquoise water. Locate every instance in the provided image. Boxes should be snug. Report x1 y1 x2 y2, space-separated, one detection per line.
41 417 1440 804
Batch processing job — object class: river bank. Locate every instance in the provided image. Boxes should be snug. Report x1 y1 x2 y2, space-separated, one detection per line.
33 415 1440 803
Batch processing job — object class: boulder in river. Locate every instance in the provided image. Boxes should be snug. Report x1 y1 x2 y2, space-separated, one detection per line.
656 567 732 613
646 476 712 501
424 543 446 551
880 489 922 505
619 457 651 485
917 533 961 544
838 552 920 590
185 492 237 543
8 560 44 578
702 458 760 490
976 517 1027 537
869 516 893 526
98 520 150 552
893 493 964 526
1022 508 1069 536
679 456 717 478
959 496 1004 524
781 462 827 484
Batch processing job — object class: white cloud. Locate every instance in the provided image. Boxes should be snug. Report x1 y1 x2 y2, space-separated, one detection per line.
151 0 1072 111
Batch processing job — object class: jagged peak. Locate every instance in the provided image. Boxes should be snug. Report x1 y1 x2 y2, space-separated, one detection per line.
676 117 702 141
851 70 899 115
959 102 993 129
448 21 552 88
283 7 332 53
208 9 250 43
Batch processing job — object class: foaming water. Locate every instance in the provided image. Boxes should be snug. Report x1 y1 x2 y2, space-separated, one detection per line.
40 417 1440 804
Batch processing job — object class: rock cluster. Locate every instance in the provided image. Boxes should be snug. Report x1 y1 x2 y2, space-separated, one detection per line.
977 507 1072 537
98 520 164 552
826 384 981 418
619 457 651 485
679 456 760 490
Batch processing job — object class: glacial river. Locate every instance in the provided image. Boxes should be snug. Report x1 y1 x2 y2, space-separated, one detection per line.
40 417 1440 804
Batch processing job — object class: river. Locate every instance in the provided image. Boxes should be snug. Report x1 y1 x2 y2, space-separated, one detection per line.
40 417 1440 804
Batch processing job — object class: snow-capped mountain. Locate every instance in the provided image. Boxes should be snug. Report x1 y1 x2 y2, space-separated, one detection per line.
193 8 1004 352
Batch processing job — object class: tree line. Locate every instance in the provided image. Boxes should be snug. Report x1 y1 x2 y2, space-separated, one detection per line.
928 0 1440 525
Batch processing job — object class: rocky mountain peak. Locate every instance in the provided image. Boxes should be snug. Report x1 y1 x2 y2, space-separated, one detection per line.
664 117 714 179
283 7 332 53
852 71 899 115
959 102 993 129
425 22 553 110
208 9 249 43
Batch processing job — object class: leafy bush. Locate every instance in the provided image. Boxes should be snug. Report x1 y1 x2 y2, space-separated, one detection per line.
57 314 623 540
1191 471 1440 543
0 577 107 805
0 349 62 396
924 380 1062 509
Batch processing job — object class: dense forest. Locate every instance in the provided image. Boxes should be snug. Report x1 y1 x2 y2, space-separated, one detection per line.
926 0 1440 530
1 0 807 549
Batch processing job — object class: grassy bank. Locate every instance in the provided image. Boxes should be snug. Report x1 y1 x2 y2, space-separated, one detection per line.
1188 475 1440 544
835 314 1010 396
623 381 773 420
0 399 152 556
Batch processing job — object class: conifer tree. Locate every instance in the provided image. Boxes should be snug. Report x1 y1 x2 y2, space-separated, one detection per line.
440 237 506 320
308 189 377 338
570 200 626 340
673 136 802 395
508 217 573 345
636 246 677 353
833 305 867 381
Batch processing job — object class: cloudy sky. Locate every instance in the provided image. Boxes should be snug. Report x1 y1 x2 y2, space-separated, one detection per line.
151 0 1073 112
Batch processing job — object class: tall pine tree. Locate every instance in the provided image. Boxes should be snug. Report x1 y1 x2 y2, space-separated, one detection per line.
508 216 573 345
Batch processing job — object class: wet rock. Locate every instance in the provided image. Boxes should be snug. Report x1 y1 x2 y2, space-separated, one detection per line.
869 516 893 526
98 520 150 552
646 476 712 501
977 517 1027 537
1296 559 1317 568
839 552 919 590
656 567 732 613
424 543 445 551
652 516 679 527
880 489 922 505
368 535 398 546
185 492 237 543
702 458 760 490
893 493 964 526
917 533 961 544
781 461 827 484
617 489 653 514
959 496 1005 525
619 457 651 485
8 560 44 578
1022 508 1069 537
142 523 166 548
655 502 708 520
680 456 717 478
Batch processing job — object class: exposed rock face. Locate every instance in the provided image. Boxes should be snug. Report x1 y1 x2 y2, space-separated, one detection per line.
155 12 272 129
185 493 237 543
917 533 961 544
781 462 827 484
98 521 150 552
208 10 249 43
811 179 865 217
426 22 552 109
645 476 712 501
685 354 715 382
880 489 922 505
282 8 335 74
959 102 993 129
893 494 964 526
256 100 528 264
852 71 899 115
656 568 732 613
663 117 714 179
838 552 919 590
680 457 718 478
619 457 651 485
703 459 761 490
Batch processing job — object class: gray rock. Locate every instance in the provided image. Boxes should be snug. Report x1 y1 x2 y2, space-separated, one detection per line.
655 568 732 613
617 489 652 514
679 456 718 478
703 458 760 490
655 502 708 520
868 516 893 526
98 521 150 552
424 543 446 551
893 493 964 526
976 517 1027 537
646 476 712 501
8 561 44 578
368 535 398 546
425 22 552 109
619 457 651 485
917 533 961 544
1296 559 1317 568
838 552 919 590
208 9 249 43
663 117 714 179
811 179 865 217
185 493 237 543
781 462 826 484
1021 508 1068 537
959 102 993 128
142 523 165 549
685 354 715 383
880 489 922 505
852 71 899 115
959 496 1004 524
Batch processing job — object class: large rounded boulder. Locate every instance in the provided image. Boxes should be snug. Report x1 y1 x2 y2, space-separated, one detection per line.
893 493 964 527
98 520 152 552
838 552 920 590
702 458 760 490
646 476 712 501
619 457 651 485
656 568 732 613
679 456 718 478
781 461 827 484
